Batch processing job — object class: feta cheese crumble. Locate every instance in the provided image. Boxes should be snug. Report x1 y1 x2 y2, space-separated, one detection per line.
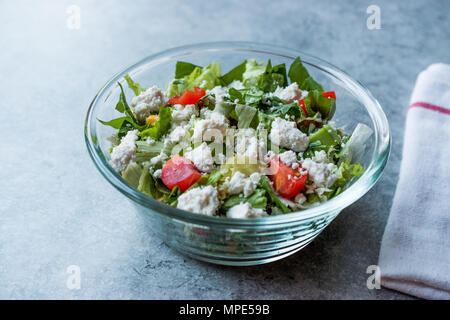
110 130 139 171
221 171 261 198
227 202 267 219
269 117 309 152
131 86 168 122
192 110 229 142
278 150 299 168
273 83 307 103
172 104 197 123
301 151 338 188
184 142 214 173
177 185 220 216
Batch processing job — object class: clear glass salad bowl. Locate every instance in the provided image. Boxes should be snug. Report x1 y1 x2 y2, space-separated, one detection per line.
84 42 390 266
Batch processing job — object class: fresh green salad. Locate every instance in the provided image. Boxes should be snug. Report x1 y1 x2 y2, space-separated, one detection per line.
100 57 369 218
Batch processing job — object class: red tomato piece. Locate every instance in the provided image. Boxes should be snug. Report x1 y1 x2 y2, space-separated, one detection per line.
268 157 307 199
168 87 206 106
298 100 309 117
161 155 202 192
321 91 336 100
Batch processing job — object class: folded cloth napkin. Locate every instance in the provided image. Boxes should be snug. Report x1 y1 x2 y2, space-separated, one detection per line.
378 63 450 300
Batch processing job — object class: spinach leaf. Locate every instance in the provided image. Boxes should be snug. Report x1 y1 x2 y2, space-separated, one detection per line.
98 116 129 129
258 60 287 92
175 61 201 79
221 189 267 211
220 60 247 86
288 57 324 92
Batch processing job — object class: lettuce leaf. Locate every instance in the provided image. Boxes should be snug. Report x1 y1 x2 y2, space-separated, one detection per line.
124 74 146 96
333 160 364 188
98 82 144 137
304 90 336 119
175 61 201 79
121 162 143 187
139 106 172 140
167 62 222 96
339 123 373 164
220 60 247 86
242 59 266 88
221 188 267 211
258 60 287 92
260 175 291 213
288 57 324 92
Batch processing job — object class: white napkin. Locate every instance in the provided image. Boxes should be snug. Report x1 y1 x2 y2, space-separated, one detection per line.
378 63 450 300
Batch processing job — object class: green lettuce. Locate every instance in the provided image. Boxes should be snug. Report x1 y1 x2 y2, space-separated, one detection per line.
260 175 291 213
221 188 268 211
124 74 146 96
139 106 172 140
288 57 324 92
220 61 247 86
166 62 222 97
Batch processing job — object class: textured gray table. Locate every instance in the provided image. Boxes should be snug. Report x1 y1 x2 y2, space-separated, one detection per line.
1 0 449 299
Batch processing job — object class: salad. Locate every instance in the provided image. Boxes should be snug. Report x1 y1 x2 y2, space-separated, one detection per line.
99 57 370 219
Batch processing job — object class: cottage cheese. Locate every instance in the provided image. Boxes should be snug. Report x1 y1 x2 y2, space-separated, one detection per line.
184 142 214 173
226 202 267 219
172 104 197 123
207 86 228 104
221 171 261 198
278 150 299 169
168 126 188 144
110 130 139 171
301 152 338 188
177 185 219 216
192 110 229 142
131 86 168 122
269 117 309 152
235 128 266 162
150 151 168 166
273 83 307 103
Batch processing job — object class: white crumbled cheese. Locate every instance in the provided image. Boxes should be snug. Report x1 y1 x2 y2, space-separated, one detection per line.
177 185 219 216
227 202 267 219
294 193 307 205
235 128 266 162
227 80 245 90
150 151 168 165
131 86 168 122
184 142 214 173
221 171 261 198
278 150 299 168
312 150 328 163
207 86 228 104
153 169 162 179
110 130 139 171
192 111 229 142
169 126 188 144
172 104 197 123
301 152 338 188
146 137 155 145
273 83 307 103
269 117 309 152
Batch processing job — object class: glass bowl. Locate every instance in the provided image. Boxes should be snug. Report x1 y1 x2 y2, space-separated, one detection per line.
84 42 390 266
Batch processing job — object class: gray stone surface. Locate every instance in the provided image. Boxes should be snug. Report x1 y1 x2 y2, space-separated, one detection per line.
0 0 448 300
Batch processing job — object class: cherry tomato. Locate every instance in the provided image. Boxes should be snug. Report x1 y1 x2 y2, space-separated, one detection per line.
268 157 307 199
168 87 206 105
161 155 202 192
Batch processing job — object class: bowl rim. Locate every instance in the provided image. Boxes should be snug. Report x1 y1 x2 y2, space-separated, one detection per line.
84 41 391 227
